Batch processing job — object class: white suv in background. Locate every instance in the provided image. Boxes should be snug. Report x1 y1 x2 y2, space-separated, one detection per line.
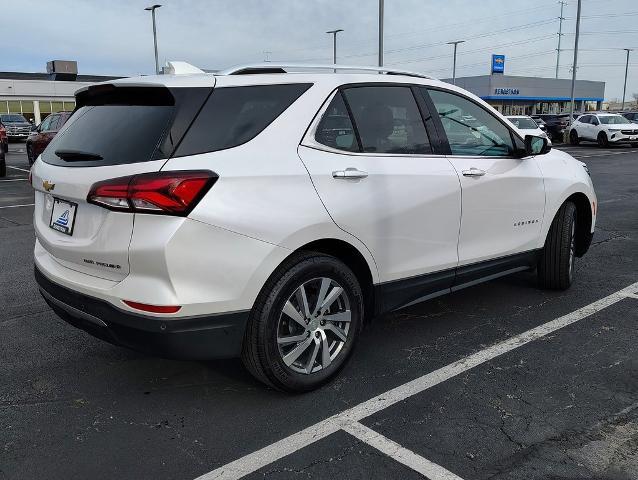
32 63 597 392
569 113 638 147
506 115 552 145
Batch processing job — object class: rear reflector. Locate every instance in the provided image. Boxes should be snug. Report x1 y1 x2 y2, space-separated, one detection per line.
123 300 182 314
87 170 217 216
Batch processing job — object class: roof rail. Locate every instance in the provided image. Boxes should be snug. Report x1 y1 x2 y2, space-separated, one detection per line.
218 63 435 80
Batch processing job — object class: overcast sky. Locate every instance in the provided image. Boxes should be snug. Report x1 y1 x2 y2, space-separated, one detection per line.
4 0 638 100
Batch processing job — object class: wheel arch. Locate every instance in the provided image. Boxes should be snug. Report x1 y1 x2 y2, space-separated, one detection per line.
289 238 376 322
565 192 594 256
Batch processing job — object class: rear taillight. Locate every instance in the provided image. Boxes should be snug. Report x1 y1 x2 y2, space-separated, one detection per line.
0 126 6 141
87 170 217 216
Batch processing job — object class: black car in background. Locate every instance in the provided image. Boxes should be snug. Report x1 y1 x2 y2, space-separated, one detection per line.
532 114 571 142
0 114 32 140
622 112 638 123
0 123 6 176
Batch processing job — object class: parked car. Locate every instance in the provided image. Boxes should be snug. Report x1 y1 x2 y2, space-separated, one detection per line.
506 115 552 145
0 114 33 140
0 123 6 177
569 113 638 147
32 63 597 391
26 112 73 165
621 112 638 123
532 114 570 141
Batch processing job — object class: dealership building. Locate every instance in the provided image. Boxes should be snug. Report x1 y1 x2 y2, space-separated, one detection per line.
0 61 118 124
442 54 605 116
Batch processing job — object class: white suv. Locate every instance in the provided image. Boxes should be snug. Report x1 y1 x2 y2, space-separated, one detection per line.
569 113 638 147
32 63 597 391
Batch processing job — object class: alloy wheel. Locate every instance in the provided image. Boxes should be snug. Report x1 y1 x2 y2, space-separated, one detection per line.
276 277 351 374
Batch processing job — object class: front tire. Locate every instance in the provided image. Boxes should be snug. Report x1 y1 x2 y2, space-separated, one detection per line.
597 132 609 148
242 252 364 392
538 202 577 290
26 144 34 165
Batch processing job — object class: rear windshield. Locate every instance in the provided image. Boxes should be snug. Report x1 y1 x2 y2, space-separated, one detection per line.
507 117 538 129
173 83 311 157
42 85 212 167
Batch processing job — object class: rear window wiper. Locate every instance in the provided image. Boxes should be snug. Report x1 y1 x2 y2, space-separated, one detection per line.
54 149 103 161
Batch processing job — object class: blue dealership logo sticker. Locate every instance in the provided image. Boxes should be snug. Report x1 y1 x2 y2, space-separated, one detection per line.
55 209 70 227
492 54 505 74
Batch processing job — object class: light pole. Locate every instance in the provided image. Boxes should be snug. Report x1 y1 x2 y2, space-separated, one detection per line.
568 0 581 132
556 0 567 78
144 4 162 74
447 40 465 85
622 48 633 110
326 29 344 71
378 0 384 67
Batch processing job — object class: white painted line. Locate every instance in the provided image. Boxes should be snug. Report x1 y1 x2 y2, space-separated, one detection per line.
623 293 638 300
574 150 638 159
195 280 638 480
0 203 34 209
7 165 30 173
0 178 28 182
343 421 465 480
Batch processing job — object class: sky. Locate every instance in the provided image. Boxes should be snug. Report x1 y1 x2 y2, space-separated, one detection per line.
3 0 637 101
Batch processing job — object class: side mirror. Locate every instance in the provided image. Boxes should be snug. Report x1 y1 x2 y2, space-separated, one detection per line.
524 135 550 156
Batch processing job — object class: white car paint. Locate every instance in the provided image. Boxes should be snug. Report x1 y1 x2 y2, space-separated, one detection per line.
506 115 552 145
570 113 638 145
32 68 597 324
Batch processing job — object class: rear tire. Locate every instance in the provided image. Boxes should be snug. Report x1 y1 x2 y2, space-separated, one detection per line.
538 202 577 290
597 132 609 148
569 129 580 145
242 252 363 392
26 144 34 165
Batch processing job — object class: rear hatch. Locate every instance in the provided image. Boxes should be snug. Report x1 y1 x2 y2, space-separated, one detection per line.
32 82 213 281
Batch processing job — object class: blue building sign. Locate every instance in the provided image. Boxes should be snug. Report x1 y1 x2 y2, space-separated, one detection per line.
492 54 505 74
494 88 520 95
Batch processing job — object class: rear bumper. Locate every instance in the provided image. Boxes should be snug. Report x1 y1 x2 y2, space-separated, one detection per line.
35 265 249 359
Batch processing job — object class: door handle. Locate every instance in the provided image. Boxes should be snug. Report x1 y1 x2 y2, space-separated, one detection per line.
461 167 486 177
332 168 369 179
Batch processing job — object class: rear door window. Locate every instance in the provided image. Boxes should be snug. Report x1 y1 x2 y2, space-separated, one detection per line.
342 86 431 154
315 93 358 152
174 83 311 157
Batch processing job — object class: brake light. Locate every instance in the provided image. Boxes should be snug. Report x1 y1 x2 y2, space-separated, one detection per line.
87 170 217 216
123 300 181 314
0 126 6 140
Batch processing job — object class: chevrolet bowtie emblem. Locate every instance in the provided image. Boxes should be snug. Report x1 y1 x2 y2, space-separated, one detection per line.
43 180 55 192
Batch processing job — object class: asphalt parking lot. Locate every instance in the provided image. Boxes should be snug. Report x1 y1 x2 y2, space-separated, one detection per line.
1 143 637 480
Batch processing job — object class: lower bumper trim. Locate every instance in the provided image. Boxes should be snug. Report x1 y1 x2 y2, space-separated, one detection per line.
35 265 249 359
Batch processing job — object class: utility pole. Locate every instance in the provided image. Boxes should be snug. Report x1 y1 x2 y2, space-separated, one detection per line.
622 48 633 110
568 0 581 128
447 41 465 85
144 4 162 74
326 29 344 72
378 0 384 67
556 1 567 78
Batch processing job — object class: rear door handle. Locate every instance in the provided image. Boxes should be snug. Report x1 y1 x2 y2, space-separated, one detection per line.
461 167 486 177
332 168 369 179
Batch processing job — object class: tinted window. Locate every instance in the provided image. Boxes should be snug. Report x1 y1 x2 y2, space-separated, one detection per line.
47 115 60 131
507 117 538 129
342 86 431 154
426 88 514 156
315 93 358 152
175 84 311 157
39 115 53 132
41 86 212 167
579 115 591 124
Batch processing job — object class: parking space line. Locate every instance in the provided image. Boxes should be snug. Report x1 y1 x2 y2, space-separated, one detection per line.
7 166 31 173
0 203 34 209
195 280 638 480
343 421 465 480
0 178 29 182
622 293 638 300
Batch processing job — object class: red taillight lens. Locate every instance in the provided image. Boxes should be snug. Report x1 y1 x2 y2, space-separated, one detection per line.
0 126 6 140
87 170 217 216
123 300 181 314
